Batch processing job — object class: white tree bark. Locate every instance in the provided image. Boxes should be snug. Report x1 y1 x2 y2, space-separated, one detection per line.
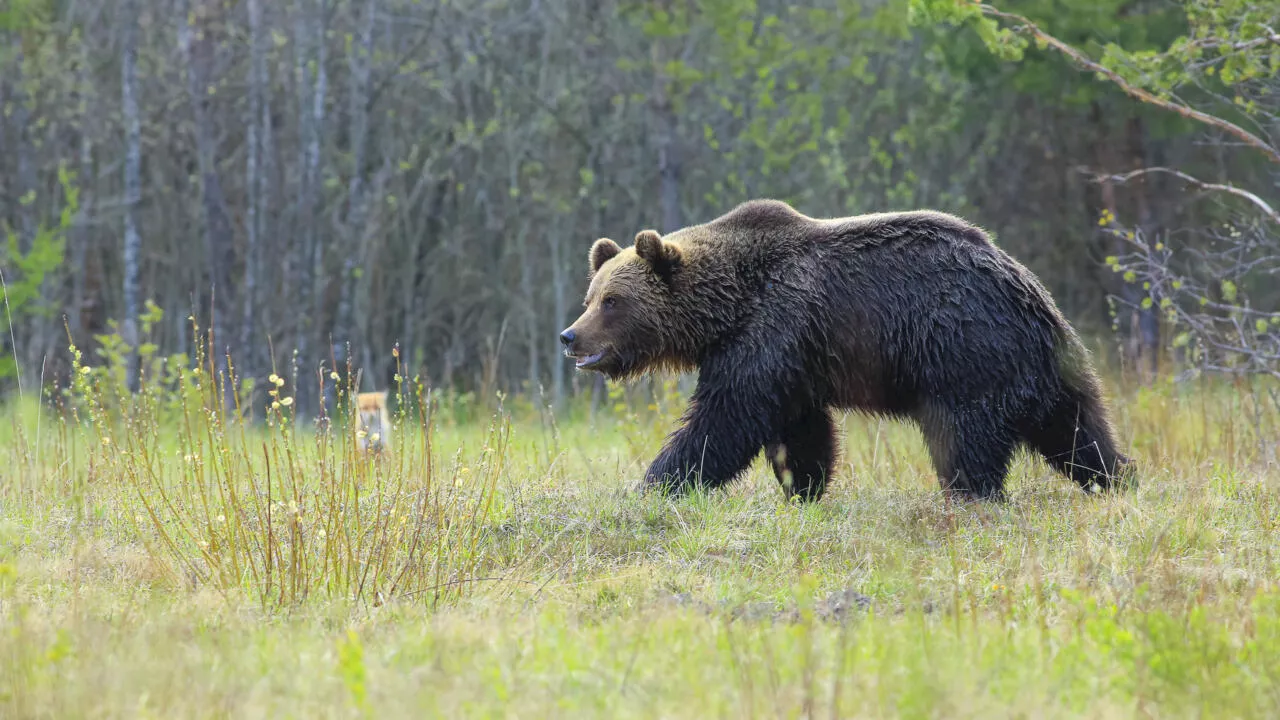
240 0 266 371
121 0 143 391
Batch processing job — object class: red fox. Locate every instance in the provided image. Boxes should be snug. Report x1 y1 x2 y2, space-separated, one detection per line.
355 390 392 456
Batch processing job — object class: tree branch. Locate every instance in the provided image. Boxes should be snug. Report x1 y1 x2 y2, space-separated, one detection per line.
1097 167 1280 226
1190 26 1280 54
980 4 1280 164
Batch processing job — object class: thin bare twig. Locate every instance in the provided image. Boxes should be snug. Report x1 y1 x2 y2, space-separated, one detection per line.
980 5 1280 164
1189 26 1280 54
1097 167 1280 226
0 268 21 398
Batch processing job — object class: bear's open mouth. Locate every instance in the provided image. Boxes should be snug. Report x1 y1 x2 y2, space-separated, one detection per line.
571 351 604 368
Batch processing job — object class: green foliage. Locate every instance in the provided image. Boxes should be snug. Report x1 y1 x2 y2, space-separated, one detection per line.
622 1 920 211
70 306 262 432
1084 0 1280 137
1 164 74 380
909 0 1023 59
337 629 370 715
0 0 49 34
912 0 1188 122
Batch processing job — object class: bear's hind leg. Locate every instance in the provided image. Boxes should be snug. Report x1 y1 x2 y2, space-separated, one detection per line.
766 407 838 501
919 406 1017 500
1024 394 1131 492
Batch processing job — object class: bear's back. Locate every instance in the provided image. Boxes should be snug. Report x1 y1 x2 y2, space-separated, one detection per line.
706 200 991 251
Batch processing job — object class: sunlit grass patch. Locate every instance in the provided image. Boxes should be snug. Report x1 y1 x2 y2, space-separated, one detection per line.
2 338 1279 717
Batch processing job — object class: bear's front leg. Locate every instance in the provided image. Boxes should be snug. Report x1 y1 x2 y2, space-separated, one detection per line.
642 374 783 496
643 410 771 496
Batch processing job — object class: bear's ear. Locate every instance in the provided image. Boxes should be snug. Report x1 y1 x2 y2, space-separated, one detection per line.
633 229 682 276
589 238 622 275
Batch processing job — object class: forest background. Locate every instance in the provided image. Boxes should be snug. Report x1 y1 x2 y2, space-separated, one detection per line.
1 0 1277 416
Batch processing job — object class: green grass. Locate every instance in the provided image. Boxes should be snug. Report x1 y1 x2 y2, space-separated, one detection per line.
2 355 1280 718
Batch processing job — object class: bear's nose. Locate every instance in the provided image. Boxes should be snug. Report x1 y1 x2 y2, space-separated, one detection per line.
559 329 576 347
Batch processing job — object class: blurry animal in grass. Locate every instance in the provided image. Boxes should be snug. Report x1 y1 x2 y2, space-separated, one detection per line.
355 391 393 456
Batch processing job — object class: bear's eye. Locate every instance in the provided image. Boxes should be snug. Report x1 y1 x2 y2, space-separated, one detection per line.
602 296 617 310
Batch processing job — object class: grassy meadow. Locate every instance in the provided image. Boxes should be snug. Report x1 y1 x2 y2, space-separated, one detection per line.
3 345 1280 718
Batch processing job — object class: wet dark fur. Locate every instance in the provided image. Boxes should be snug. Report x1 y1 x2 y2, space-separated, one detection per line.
562 199 1132 501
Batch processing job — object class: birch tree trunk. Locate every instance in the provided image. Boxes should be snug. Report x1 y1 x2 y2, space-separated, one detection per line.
287 0 310 398
240 0 266 381
121 0 142 391
307 0 328 399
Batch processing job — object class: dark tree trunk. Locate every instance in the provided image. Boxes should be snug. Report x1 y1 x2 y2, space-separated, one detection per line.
1090 102 1158 383
11 50 36 257
1126 115 1161 383
289 0 328 419
68 35 96 350
180 0 237 410
335 0 377 363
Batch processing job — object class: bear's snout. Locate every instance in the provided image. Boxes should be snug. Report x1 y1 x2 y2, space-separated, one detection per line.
559 328 576 347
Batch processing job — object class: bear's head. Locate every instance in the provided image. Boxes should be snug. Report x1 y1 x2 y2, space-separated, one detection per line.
559 228 688 379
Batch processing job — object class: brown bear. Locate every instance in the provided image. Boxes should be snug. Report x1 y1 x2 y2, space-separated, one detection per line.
560 199 1130 501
